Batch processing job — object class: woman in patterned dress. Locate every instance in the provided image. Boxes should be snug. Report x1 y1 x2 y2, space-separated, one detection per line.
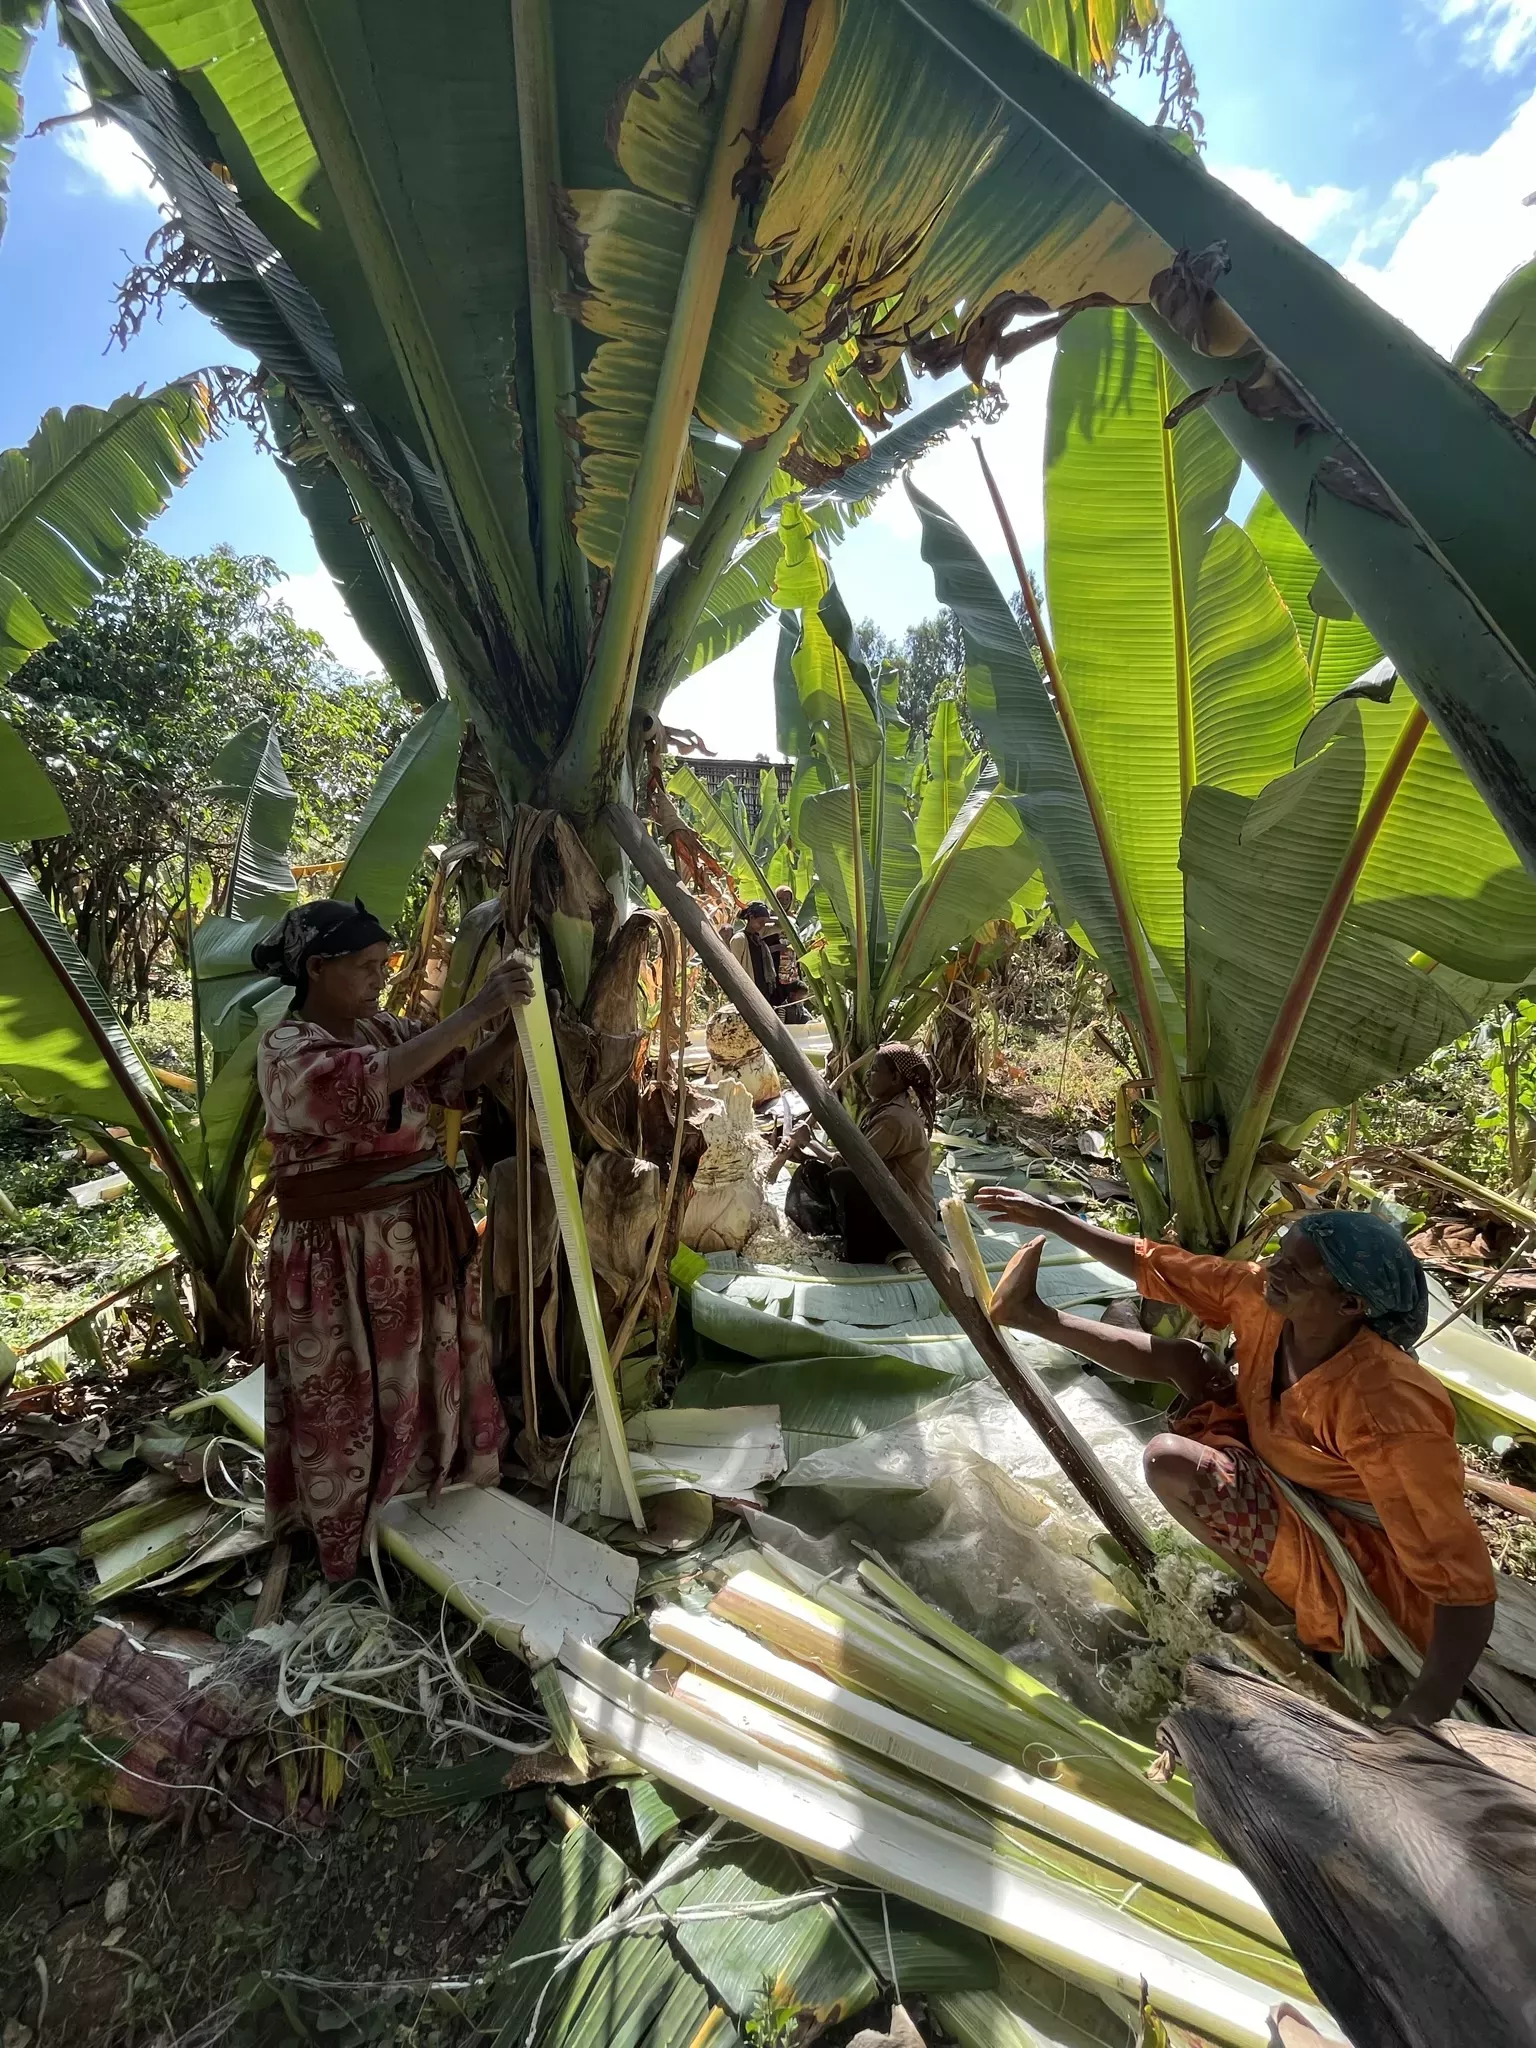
252 900 531 1579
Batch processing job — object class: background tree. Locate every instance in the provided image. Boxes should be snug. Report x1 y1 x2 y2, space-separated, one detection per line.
5 543 410 1018
860 579 1041 747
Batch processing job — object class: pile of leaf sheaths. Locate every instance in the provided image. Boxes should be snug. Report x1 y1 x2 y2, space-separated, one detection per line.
94 1144 1536 2047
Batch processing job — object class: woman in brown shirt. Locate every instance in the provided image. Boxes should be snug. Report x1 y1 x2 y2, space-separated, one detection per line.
785 1043 937 1270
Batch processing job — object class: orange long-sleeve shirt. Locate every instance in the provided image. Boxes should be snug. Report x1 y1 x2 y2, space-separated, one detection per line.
1137 1240 1494 1654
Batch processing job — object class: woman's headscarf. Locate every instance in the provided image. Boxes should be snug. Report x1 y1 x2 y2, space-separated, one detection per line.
251 898 392 1003
1290 1211 1430 1353
877 1042 938 1132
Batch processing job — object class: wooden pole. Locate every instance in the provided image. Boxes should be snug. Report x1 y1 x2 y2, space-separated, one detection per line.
603 803 1158 1575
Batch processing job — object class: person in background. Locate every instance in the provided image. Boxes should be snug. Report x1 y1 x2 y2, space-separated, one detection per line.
771 886 812 1023
974 1191 1496 1725
730 900 780 1002
731 897 809 1021
252 900 531 1580
785 1043 937 1274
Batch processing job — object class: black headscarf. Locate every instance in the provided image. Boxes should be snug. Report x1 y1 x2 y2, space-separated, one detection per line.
251 898 392 1005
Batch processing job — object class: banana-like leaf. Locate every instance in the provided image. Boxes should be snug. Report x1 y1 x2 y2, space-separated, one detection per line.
657 1835 877 2024
0 712 69 841
192 912 281 1062
1244 498 1536 982
210 718 298 924
1185 706 1507 1126
1243 492 1379 705
824 381 995 506
0 0 44 237
1455 254 1536 426
1297 679 1536 985
333 700 460 923
875 775 1039 1021
192 982 286 1224
0 842 184 1142
907 480 1135 1003
483 1824 630 2044
753 0 1536 873
998 0 1161 78
1043 310 1312 995
0 382 212 682
915 699 979 868
270 400 440 707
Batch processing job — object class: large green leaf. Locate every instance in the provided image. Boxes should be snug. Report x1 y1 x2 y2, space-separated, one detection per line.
907 479 1133 1001
0 713 69 841
915 699 978 870
0 383 213 682
876 776 1039 1021
0 0 42 239
750 0 1536 875
1455 255 1536 426
210 719 298 924
1297 680 1536 985
1243 492 1379 705
1043 310 1311 993
656 1836 876 2024
1184 708 1506 1127
118 0 319 221
246 0 553 715
1244 495 1536 982
270 399 440 708
333 699 461 923
0 843 176 1135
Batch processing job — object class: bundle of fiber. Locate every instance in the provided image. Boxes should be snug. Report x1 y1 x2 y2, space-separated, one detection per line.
1163 1659 1536 2048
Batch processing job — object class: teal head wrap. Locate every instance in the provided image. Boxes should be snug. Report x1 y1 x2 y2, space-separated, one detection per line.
1289 1212 1429 1353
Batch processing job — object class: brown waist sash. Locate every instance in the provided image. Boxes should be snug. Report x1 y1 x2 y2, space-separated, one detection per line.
274 1151 477 1291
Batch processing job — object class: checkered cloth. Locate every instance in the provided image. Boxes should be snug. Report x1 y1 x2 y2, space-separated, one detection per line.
1186 1442 1283 1569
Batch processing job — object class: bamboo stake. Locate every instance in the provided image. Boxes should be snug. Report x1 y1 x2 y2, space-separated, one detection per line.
602 801 1157 1574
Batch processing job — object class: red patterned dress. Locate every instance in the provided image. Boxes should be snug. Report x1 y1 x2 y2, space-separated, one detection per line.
257 1013 506 1579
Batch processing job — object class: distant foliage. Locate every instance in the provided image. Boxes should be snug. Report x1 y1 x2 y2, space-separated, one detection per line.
5 543 410 1019
859 582 1042 748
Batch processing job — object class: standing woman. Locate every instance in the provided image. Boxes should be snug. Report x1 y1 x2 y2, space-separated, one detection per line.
251 900 531 1580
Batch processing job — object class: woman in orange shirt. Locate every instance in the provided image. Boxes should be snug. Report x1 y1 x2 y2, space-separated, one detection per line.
976 1192 1496 1726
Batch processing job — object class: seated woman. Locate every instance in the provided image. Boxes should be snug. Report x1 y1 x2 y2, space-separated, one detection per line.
975 1191 1496 1726
785 1043 937 1273
253 899 531 1581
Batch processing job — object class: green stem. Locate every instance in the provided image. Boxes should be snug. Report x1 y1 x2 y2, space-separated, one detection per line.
975 440 1212 1247
635 354 834 709
1213 705 1430 1237
550 0 789 809
512 0 590 663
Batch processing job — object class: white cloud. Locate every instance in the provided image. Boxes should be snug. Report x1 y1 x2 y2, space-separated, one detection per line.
1208 163 1361 251
53 72 163 206
275 568 383 678
1429 0 1536 72
1343 84 1536 356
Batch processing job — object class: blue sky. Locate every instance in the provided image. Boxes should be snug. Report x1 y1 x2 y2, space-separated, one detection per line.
6 0 1536 751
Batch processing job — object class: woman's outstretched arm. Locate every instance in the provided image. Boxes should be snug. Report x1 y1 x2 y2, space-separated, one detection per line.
990 1237 1227 1406
382 958 532 1092
974 1186 1141 1279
